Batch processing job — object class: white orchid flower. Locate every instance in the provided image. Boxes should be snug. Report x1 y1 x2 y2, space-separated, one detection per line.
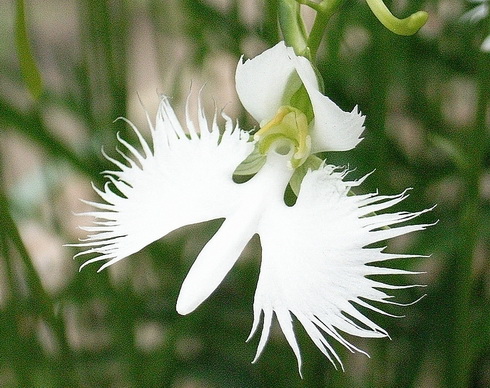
73 42 430 373
236 42 365 156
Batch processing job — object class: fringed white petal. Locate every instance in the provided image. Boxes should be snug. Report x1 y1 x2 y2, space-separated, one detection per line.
72 96 254 271
235 42 299 124
252 165 430 372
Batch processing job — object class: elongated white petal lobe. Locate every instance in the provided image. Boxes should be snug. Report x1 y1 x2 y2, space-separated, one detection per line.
252 166 430 371
176 211 257 315
74 97 253 271
236 42 300 124
177 144 295 315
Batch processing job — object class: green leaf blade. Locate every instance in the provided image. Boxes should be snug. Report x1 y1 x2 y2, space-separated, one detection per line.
15 0 43 100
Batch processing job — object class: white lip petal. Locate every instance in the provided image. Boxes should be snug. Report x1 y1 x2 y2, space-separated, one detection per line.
72 96 253 271
275 307 303 374
177 145 295 315
71 41 431 374
252 165 429 370
176 210 257 316
235 42 299 124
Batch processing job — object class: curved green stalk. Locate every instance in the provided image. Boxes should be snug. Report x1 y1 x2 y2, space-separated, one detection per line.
280 0 427 62
365 0 428 36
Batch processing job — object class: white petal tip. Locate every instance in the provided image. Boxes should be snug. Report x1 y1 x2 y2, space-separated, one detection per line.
175 303 191 316
175 295 197 316
175 307 190 316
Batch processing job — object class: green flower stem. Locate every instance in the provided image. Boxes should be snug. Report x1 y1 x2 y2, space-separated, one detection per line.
365 0 428 36
304 0 344 59
279 0 345 61
278 0 309 56
281 0 428 61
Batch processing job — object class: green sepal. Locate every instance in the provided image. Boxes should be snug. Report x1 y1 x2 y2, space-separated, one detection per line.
289 154 323 196
290 84 314 122
233 143 266 176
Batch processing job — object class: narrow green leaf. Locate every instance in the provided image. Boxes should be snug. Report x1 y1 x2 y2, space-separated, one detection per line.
15 0 43 99
233 143 266 176
289 154 323 196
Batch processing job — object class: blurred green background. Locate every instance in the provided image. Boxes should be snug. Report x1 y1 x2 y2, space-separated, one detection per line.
0 0 489 387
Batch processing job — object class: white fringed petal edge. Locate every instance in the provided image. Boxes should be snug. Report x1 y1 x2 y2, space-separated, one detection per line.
250 166 432 374
69 96 254 272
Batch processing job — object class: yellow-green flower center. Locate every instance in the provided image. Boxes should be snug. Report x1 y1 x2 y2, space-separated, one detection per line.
254 106 311 169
